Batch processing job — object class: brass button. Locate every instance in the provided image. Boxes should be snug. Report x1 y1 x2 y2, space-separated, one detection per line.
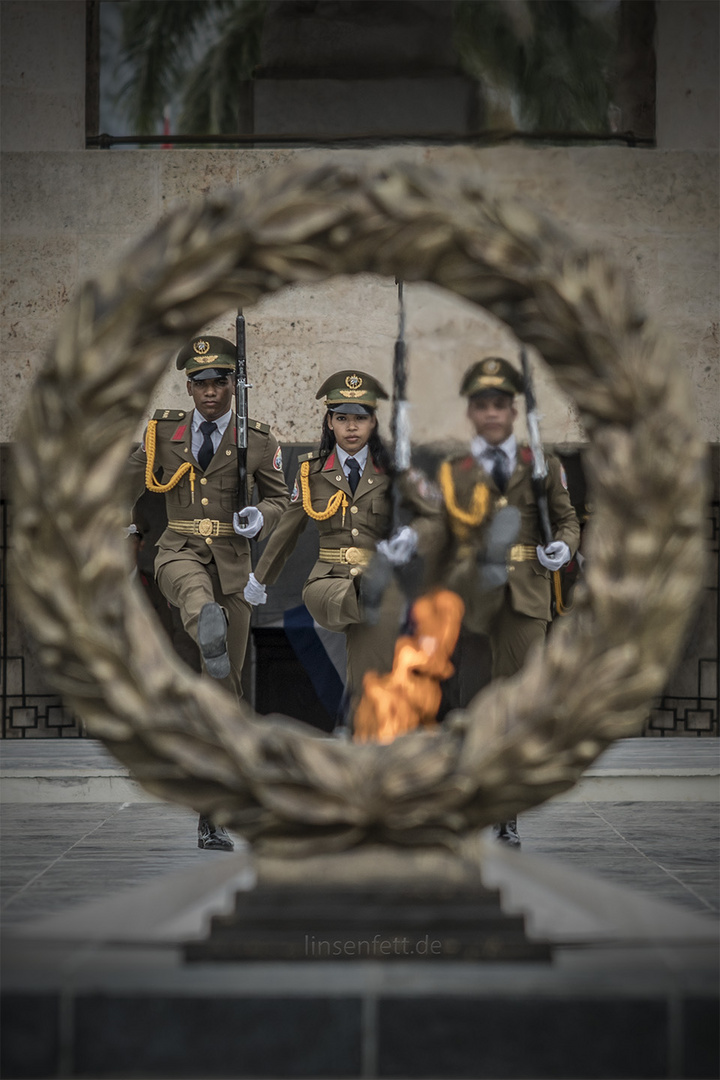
350 506 358 514
205 537 213 546
351 528 359 537
350 566 359 577
200 477 208 485
496 496 508 509
507 564 515 572
201 498 209 506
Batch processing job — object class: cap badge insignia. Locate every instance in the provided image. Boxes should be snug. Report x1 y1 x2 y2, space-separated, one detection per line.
194 340 210 355
346 374 363 390
484 359 500 374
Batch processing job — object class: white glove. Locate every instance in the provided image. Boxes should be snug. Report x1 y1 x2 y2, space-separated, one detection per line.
376 526 418 567
536 540 571 571
244 572 267 605
233 506 264 538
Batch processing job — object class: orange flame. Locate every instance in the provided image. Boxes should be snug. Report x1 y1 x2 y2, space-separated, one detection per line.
353 589 465 744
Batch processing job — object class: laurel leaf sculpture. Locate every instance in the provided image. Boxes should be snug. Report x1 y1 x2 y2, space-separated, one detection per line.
11 161 707 855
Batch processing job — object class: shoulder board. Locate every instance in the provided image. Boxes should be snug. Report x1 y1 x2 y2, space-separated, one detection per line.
152 409 188 422
298 450 320 464
248 418 270 435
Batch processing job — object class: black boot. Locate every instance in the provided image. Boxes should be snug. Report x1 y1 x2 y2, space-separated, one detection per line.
198 815 234 851
197 602 230 679
494 818 521 849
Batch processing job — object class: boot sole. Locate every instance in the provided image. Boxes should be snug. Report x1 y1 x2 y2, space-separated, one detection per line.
197 602 231 679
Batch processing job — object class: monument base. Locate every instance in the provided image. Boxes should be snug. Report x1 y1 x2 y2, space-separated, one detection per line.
185 841 551 963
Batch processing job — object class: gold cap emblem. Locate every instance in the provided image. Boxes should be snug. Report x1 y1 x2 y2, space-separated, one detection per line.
194 340 210 355
346 374 363 390
483 359 500 374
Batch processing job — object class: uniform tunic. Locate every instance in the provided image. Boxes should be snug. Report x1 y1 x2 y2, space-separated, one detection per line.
427 444 580 680
253 448 404 701
127 409 289 698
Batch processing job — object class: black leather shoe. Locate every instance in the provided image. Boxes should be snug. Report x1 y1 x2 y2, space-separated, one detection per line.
197 815 234 851
197 602 230 679
494 818 521 849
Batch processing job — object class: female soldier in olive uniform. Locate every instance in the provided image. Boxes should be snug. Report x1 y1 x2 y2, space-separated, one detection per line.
244 371 404 711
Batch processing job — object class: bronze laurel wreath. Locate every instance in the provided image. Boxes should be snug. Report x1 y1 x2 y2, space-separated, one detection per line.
11 160 707 855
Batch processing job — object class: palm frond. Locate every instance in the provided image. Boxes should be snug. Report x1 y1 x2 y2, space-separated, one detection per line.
453 0 616 133
116 0 238 135
178 1 266 134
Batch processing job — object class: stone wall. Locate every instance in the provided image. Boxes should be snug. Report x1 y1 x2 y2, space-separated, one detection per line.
2 146 718 449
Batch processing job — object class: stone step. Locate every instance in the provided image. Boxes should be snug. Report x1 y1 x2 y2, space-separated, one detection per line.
1 737 718 802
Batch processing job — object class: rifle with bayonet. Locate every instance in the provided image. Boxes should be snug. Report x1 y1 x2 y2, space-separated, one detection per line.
235 309 249 525
360 280 423 624
521 349 554 548
521 349 572 615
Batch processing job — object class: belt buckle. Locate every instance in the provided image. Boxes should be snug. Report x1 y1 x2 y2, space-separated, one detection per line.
344 546 361 565
197 519 214 538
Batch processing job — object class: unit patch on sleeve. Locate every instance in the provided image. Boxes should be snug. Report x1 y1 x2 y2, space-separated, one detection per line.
291 478 300 503
273 446 283 472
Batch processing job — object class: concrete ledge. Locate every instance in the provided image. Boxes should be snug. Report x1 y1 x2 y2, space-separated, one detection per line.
2 738 718 802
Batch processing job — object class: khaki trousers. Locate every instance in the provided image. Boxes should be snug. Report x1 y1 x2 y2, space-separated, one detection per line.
156 558 250 700
302 575 406 701
487 600 547 681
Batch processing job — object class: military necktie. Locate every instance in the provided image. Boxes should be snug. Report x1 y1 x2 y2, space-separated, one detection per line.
490 447 509 493
198 420 218 472
346 457 361 494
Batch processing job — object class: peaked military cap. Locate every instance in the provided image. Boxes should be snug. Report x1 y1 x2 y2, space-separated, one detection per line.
176 336 236 378
460 357 523 398
316 370 389 415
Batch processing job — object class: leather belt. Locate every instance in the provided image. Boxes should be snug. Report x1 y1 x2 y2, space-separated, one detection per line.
509 544 538 562
318 546 373 566
168 518 235 538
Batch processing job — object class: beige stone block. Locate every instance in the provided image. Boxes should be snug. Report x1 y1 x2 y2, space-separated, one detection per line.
1 153 160 236
76 233 150 287
1 90 85 152
1 235 78 355
0 345 44 442
654 232 719 324
159 152 241 214
423 146 718 236
672 319 720 444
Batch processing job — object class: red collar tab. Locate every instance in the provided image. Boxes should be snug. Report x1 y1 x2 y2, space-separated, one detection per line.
459 455 474 471
171 424 187 442
521 446 533 465
323 451 337 471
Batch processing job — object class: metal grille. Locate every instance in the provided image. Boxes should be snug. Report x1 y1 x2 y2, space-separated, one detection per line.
645 495 719 736
0 492 85 737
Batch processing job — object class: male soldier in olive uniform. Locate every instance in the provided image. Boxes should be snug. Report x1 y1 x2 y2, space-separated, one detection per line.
127 335 289 849
245 371 404 712
428 357 580 846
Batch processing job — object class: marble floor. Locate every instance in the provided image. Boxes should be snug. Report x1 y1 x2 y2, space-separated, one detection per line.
1 799 717 930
